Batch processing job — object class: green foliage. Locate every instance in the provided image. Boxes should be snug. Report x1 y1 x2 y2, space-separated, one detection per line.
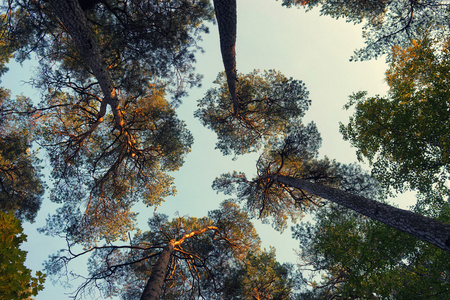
293 203 450 299
0 88 44 222
281 0 387 22
340 35 450 206
280 0 450 60
8 0 214 101
221 248 297 299
0 15 14 78
195 70 311 155
0 211 46 299
36 86 192 244
43 201 263 299
213 122 381 231
1 0 214 244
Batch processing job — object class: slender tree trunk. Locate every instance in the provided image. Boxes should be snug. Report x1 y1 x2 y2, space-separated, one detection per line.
213 0 238 115
140 242 174 300
273 175 450 252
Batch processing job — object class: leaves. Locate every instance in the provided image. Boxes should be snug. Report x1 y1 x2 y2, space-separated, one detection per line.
293 204 450 299
0 89 44 222
281 0 450 60
0 211 46 299
43 201 262 299
340 34 450 206
221 248 296 299
195 70 311 156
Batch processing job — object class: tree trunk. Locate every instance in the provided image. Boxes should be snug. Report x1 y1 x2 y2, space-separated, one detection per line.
140 242 174 300
273 175 450 252
213 0 238 115
47 0 124 129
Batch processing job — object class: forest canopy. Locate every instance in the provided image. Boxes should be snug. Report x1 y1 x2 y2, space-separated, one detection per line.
0 0 449 299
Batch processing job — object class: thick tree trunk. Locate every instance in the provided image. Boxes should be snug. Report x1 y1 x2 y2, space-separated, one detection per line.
47 0 124 129
140 242 174 300
213 0 238 115
273 175 450 252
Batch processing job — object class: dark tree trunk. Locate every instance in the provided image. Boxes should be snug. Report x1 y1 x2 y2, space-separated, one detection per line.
47 0 123 128
273 175 450 252
140 242 174 300
213 0 238 115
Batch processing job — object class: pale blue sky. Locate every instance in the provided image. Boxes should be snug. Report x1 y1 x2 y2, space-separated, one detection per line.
3 1 399 299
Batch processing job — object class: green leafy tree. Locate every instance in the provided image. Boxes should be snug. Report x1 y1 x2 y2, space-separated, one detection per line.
42 201 297 299
195 70 311 156
340 34 450 209
0 211 46 299
280 0 450 60
293 203 450 299
221 248 298 300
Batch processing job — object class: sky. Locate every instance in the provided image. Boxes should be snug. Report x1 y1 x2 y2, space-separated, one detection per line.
2 1 402 299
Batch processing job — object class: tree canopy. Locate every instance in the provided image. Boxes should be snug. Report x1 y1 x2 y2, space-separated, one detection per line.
0 89 44 222
195 70 311 156
0 0 449 298
0 211 46 299
293 203 450 299
0 0 215 244
42 201 298 299
340 33 450 209
281 0 450 60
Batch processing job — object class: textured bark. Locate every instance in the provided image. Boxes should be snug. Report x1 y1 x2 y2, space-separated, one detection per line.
140 242 174 300
273 175 450 252
47 0 124 129
213 0 238 115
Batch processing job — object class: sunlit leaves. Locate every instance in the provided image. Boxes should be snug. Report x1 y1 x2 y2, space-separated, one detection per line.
0 211 46 299
195 70 311 155
340 35 450 204
44 201 261 299
222 248 296 299
36 86 192 244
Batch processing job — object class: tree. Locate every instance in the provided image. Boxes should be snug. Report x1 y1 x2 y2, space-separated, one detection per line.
0 211 46 299
221 248 298 299
293 203 450 299
195 70 311 155
0 88 44 222
213 125 450 252
4 0 449 297
42 201 293 299
212 0 238 115
280 0 450 60
0 0 214 243
9 0 213 100
0 13 44 222
340 34 450 209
